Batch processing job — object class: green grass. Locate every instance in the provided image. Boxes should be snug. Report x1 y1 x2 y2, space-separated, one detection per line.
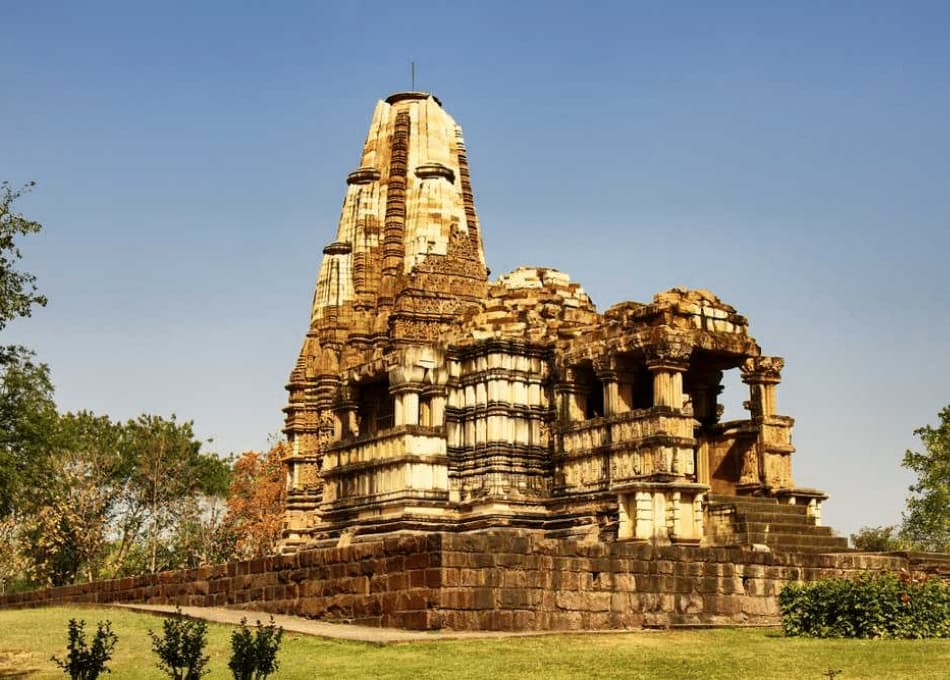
1 607 948 679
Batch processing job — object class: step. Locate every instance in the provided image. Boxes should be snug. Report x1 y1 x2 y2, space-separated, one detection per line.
708 500 810 517
708 494 780 505
768 540 850 553
736 521 829 535
745 533 849 550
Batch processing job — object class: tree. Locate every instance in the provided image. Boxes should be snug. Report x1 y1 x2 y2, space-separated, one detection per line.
900 405 950 553
111 415 231 575
224 442 286 559
0 180 57 582
0 348 57 517
850 525 906 552
0 180 47 344
24 412 123 585
8 411 232 584
0 515 32 593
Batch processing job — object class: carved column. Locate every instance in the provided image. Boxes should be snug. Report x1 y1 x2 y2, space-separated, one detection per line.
389 363 425 427
690 370 724 427
741 356 792 491
554 367 585 423
335 383 359 438
741 356 783 418
646 339 691 409
594 357 618 416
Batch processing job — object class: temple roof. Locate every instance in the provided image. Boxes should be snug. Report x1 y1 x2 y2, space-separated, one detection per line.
310 92 487 333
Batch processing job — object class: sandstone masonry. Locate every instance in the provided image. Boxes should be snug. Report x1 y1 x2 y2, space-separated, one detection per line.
3 531 943 631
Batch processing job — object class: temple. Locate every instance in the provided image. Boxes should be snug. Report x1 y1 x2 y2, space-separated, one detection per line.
281 92 843 553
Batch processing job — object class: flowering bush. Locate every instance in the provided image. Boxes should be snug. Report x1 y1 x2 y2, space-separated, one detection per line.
780 571 950 638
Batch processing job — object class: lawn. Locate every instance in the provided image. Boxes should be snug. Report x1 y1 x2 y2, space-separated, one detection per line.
1 607 947 680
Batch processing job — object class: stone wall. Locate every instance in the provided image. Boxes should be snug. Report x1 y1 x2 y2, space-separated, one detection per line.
0 531 927 631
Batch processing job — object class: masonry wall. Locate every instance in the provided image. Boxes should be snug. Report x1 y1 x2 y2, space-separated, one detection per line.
0 531 930 631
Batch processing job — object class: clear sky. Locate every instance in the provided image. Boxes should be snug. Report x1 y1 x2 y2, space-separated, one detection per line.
3 1 948 540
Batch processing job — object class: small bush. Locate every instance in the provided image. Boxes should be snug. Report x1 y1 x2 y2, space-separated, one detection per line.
149 607 210 680
780 571 950 638
228 616 283 680
51 618 118 680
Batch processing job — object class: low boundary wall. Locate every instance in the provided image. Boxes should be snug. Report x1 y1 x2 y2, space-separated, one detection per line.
0 531 939 630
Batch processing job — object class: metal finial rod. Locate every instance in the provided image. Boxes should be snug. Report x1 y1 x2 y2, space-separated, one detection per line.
411 61 415 90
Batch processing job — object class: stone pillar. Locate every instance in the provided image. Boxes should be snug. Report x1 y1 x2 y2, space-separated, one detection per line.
634 491 655 540
336 383 358 438
393 393 405 426
617 494 633 539
389 363 426 427
740 356 784 418
690 370 723 426
646 339 691 409
555 368 584 423
594 357 619 416
402 390 420 426
424 367 449 428
616 369 636 413
740 356 788 491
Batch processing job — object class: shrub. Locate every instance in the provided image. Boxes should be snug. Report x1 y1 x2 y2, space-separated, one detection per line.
780 571 950 638
228 616 283 680
149 607 210 680
51 618 118 680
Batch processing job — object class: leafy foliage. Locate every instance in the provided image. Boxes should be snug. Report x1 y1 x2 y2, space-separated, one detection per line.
111 414 231 575
24 412 123 585
149 607 210 680
51 618 118 679
224 442 286 559
228 617 283 680
780 572 950 638
0 348 57 518
3 409 232 586
0 180 47 338
850 525 906 552
901 405 950 553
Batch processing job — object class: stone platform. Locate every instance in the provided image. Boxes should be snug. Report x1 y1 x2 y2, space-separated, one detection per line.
0 530 921 631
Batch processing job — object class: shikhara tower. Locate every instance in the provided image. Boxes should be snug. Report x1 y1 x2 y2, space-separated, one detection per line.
282 92 843 553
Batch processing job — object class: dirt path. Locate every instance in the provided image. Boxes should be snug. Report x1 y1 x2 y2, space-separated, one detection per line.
111 604 552 645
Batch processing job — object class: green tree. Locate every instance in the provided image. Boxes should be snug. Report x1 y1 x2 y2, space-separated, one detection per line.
0 180 47 345
0 348 57 517
112 415 230 575
24 412 123 585
850 525 906 552
0 180 56 578
900 405 950 553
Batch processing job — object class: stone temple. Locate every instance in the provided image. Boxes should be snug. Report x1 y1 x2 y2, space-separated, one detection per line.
281 91 844 554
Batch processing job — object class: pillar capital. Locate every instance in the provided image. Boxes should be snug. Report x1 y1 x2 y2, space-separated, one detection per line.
741 356 784 385
592 355 619 382
645 339 691 372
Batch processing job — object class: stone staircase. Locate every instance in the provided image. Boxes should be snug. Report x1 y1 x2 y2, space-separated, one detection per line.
706 494 849 553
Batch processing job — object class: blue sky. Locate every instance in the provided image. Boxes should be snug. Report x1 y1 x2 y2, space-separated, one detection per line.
3 1 949 539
